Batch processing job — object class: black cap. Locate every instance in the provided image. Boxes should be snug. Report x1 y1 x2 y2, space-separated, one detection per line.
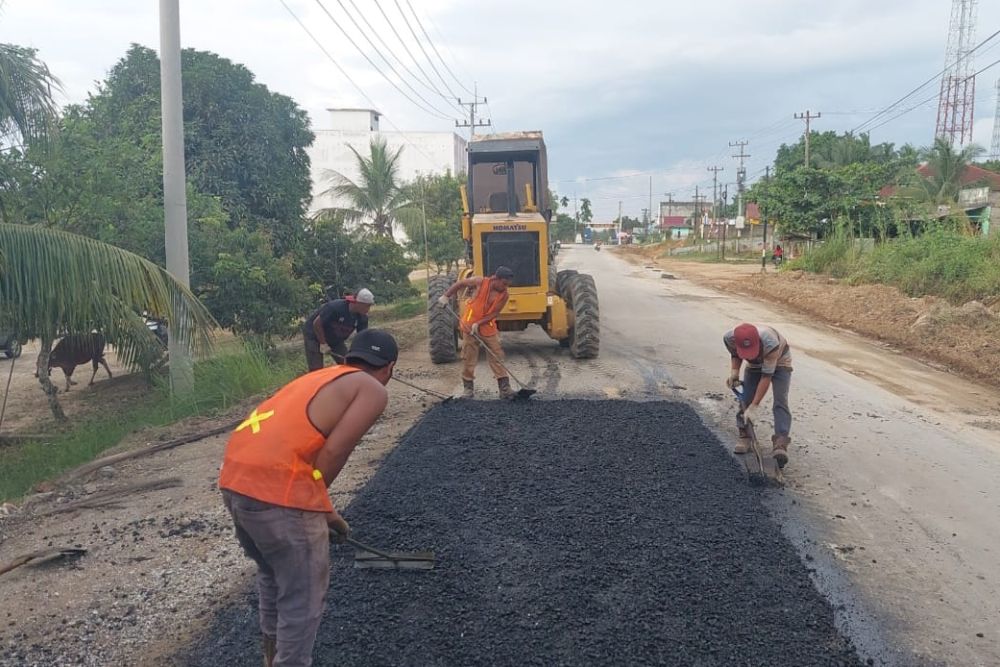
494 266 514 280
345 329 398 367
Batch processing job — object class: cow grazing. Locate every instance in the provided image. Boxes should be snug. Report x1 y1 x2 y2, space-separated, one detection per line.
47 333 113 391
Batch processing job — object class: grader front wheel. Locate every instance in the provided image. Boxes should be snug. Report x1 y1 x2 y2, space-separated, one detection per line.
427 273 458 363
562 272 599 359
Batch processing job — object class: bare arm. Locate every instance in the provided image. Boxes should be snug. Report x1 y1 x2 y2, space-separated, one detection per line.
312 317 327 346
312 380 388 484
443 276 482 299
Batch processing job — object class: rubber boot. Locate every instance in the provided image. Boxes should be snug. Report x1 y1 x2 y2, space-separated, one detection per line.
772 434 790 469
462 379 474 398
262 634 277 667
498 377 515 399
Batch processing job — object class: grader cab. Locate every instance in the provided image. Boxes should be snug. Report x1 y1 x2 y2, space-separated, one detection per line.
427 131 599 363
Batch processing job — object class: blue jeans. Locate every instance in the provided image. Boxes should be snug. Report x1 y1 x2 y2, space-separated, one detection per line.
742 367 792 437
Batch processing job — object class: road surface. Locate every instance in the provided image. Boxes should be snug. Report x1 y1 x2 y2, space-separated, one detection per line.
483 244 1000 666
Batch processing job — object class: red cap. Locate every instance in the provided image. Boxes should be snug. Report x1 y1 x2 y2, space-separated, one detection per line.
733 323 761 360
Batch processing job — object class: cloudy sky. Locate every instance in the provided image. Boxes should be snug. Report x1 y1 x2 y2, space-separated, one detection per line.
3 0 1000 219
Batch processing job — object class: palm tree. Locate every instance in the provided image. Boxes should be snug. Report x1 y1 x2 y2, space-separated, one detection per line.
322 137 410 238
0 43 61 146
0 224 216 420
916 137 985 204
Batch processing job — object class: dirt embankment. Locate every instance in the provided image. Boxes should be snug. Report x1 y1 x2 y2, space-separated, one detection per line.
619 246 1000 390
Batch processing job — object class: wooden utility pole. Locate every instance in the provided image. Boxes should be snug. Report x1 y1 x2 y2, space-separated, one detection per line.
794 110 821 168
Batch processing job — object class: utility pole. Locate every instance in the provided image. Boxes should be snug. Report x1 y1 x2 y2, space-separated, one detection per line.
707 165 724 231
793 110 821 167
456 82 491 139
573 195 579 241
648 175 653 237
761 166 770 271
730 141 750 254
618 200 623 237
159 0 192 394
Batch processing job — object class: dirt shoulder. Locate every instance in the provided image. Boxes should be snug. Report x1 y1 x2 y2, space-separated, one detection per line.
0 315 451 667
618 246 1000 390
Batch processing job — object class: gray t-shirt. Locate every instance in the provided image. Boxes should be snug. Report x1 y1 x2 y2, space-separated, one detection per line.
724 325 792 375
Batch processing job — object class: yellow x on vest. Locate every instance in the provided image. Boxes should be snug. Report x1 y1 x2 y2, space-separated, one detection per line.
236 408 274 435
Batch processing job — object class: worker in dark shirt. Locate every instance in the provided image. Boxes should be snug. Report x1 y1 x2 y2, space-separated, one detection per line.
303 288 374 371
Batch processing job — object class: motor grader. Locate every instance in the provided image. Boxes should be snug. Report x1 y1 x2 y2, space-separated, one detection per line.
427 131 599 362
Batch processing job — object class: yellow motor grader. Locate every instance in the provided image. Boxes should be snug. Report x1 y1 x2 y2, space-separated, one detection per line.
427 131 599 362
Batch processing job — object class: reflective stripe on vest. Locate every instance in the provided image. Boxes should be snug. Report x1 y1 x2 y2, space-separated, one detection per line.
464 277 504 337
218 365 362 512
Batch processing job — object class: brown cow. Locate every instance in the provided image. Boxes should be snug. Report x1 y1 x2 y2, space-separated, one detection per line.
46 333 113 391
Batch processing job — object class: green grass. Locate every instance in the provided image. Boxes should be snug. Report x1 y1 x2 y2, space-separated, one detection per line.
665 249 761 264
0 345 304 502
789 227 1000 304
379 278 427 322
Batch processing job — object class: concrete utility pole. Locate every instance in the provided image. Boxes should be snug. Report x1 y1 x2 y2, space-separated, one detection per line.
648 175 653 236
618 200 623 236
729 141 750 254
793 111 821 168
159 0 193 394
707 165 724 230
456 82 491 139
761 165 770 251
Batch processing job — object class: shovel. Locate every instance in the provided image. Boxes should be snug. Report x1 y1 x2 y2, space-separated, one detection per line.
440 304 537 400
329 352 455 403
731 384 782 487
329 529 435 571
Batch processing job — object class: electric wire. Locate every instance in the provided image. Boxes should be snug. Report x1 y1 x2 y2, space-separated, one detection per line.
312 0 452 120
392 0 459 99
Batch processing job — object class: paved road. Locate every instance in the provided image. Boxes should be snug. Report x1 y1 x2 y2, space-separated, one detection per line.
483 245 1000 666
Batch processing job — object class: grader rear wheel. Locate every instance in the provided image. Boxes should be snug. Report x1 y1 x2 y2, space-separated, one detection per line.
561 272 599 358
427 273 458 363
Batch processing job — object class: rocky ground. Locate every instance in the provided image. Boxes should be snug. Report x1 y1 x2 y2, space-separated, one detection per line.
181 400 864 667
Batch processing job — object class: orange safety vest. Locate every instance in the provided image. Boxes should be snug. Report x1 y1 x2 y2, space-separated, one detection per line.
218 365 361 512
463 277 506 337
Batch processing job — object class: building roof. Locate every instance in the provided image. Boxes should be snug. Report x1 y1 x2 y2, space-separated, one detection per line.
326 108 380 114
916 163 1000 189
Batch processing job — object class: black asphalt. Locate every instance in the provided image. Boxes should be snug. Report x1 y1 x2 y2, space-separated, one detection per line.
182 400 864 666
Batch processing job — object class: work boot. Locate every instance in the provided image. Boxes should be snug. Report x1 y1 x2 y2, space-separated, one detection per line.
262 634 277 667
734 437 752 455
498 377 515 399
462 379 474 398
772 434 791 469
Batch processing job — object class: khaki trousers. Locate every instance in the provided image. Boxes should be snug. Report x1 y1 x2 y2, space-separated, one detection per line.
461 332 507 381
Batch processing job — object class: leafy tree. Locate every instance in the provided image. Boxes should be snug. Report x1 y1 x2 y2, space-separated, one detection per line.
980 159 1000 173
552 213 577 242
323 136 410 238
297 212 416 304
0 224 215 420
397 171 465 273
580 197 593 224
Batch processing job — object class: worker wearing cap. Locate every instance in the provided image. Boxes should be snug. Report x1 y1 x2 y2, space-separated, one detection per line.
437 266 515 399
220 329 398 667
724 322 793 467
302 288 374 372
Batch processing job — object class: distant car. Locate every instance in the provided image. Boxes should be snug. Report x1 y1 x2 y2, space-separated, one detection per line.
0 330 22 359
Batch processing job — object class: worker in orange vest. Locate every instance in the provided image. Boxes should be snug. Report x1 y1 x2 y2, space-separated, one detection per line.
437 266 515 399
219 329 397 667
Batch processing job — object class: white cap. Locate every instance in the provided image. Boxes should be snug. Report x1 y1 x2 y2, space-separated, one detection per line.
356 288 375 305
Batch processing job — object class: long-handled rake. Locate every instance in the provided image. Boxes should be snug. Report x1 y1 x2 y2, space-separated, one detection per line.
330 529 435 571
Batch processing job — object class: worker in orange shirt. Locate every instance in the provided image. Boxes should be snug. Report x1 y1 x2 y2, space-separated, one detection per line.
219 329 397 667
437 266 515 399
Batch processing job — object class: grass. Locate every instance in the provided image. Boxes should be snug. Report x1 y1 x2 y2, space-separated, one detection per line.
789 227 1000 304
379 278 427 322
0 345 304 502
665 249 762 264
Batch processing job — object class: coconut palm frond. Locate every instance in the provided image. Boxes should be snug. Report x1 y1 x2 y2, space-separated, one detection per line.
0 223 215 363
321 138 409 237
0 43 62 146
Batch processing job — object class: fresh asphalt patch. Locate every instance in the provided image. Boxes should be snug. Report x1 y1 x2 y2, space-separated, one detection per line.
181 400 864 666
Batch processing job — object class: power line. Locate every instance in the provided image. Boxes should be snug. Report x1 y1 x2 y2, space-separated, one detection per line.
279 0 439 164
342 0 463 113
392 0 459 100
312 0 452 120
852 27 1000 134
403 0 475 96
372 0 455 106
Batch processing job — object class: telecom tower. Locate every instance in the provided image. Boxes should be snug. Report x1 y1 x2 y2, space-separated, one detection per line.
934 0 978 145
991 78 1000 160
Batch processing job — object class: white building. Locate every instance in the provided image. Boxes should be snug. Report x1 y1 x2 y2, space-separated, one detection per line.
306 108 467 216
